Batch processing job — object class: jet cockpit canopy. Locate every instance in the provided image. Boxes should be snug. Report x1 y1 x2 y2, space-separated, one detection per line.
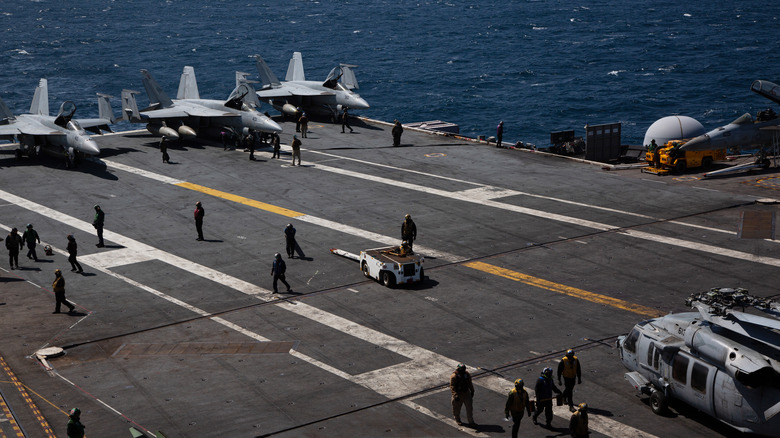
54 101 77 128
323 64 359 90
751 80 780 105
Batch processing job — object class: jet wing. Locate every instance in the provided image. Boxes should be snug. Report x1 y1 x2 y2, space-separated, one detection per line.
256 82 334 98
0 120 63 136
141 106 237 119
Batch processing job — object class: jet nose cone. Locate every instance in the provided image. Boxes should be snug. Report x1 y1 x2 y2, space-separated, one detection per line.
82 139 101 156
680 134 709 151
352 95 370 110
259 117 283 133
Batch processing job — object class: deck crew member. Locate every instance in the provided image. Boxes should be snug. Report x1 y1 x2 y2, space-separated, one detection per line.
341 107 353 133
194 201 205 241
247 132 256 161
392 120 403 147
92 205 105 247
272 133 281 159
294 107 302 132
5 227 22 269
533 367 561 428
22 223 40 261
401 214 417 250
450 364 475 426
271 253 292 293
505 378 532 438
284 223 297 258
496 121 504 148
557 349 582 411
291 135 302 166
67 407 85 438
66 235 83 273
569 402 589 437
52 269 75 314
160 137 170 163
299 112 309 138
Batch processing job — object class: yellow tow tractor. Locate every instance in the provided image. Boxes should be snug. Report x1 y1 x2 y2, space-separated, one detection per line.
643 140 726 175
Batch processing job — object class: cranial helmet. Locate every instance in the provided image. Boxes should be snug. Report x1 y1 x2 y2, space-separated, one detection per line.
514 378 523 387
275 253 281 259
69 407 80 418
405 214 411 220
578 402 587 411
543 367 553 377
566 349 574 358
456 363 466 372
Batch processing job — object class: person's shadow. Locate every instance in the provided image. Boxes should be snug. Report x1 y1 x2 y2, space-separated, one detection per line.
470 423 505 434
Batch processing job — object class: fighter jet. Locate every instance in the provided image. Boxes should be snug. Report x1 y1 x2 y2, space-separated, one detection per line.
0 79 114 167
254 52 370 119
121 66 282 141
681 80 780 152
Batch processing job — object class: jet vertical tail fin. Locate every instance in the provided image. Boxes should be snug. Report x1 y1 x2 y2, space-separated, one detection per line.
0 97 14 121
96 93 116 124
177 66 200 100
254 55 281 88
141 69 173 108
285 52 305 82
30 78 49 116
121 89 142 122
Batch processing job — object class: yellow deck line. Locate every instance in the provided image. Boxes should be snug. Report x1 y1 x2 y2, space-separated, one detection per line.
464 261 662 317
0 356 55 437
175 182 304 218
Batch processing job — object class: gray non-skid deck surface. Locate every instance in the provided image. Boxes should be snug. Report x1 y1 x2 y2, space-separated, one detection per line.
0 117 777 437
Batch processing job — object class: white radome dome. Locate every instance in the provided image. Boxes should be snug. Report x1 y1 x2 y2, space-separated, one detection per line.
643 116 706 147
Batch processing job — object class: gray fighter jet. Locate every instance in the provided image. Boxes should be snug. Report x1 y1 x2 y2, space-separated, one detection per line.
0 79 114 167
121 66 282 141
254 52 369 119
681 80 780 151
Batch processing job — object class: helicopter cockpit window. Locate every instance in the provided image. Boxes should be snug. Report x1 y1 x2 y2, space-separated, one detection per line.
623 328 640 353
672 354 689 384
646 344 661 370
691 362 708 393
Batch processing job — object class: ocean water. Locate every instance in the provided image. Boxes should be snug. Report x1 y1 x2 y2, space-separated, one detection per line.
1 0 778 146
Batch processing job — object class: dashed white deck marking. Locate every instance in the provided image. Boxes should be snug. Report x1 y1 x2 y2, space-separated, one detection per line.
78 247 157 269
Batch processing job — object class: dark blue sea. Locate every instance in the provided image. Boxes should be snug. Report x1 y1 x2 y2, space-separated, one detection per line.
2 0 779 146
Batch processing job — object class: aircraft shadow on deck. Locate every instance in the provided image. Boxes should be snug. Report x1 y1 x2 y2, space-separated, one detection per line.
0 152 118 181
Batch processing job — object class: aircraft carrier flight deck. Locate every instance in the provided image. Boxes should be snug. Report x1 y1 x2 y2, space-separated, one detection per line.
0 116 778 437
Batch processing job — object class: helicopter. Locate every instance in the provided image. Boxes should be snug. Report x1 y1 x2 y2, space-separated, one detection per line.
616 287 780 436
